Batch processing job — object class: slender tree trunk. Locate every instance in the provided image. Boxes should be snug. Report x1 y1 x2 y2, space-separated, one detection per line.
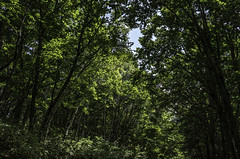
65 106 80 137
208 98 217 159
12 94 27 123
103 103 106 139
0 2 31 72
74 111 83 139
22 103 30 125
40 23 86 134
28 7 44 131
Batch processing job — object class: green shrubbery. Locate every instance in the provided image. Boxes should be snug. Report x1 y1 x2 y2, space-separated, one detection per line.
0 122 42 158
0 121 145 159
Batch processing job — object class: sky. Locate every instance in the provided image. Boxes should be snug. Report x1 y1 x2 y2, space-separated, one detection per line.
128 28 142 51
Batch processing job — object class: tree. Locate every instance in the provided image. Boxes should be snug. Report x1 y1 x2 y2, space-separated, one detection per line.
126 0 240 158
0 0 134 135
2 0 239 158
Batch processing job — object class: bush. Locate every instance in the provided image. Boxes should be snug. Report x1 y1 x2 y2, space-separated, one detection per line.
0 121 145 159
0 122 42 159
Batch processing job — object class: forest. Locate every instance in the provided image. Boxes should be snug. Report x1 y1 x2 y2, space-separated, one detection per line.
0 0 239 158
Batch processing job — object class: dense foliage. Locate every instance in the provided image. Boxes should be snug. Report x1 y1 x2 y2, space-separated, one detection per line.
0 0 239 158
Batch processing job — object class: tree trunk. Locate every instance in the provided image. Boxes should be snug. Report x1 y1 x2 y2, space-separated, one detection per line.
40 22 86 134
65 106 80 137
208 98 217 159
28 7 44 131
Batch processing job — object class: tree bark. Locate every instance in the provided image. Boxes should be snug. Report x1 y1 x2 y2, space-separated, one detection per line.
28 6 44 131
65 106 80 137
40 21 88 135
